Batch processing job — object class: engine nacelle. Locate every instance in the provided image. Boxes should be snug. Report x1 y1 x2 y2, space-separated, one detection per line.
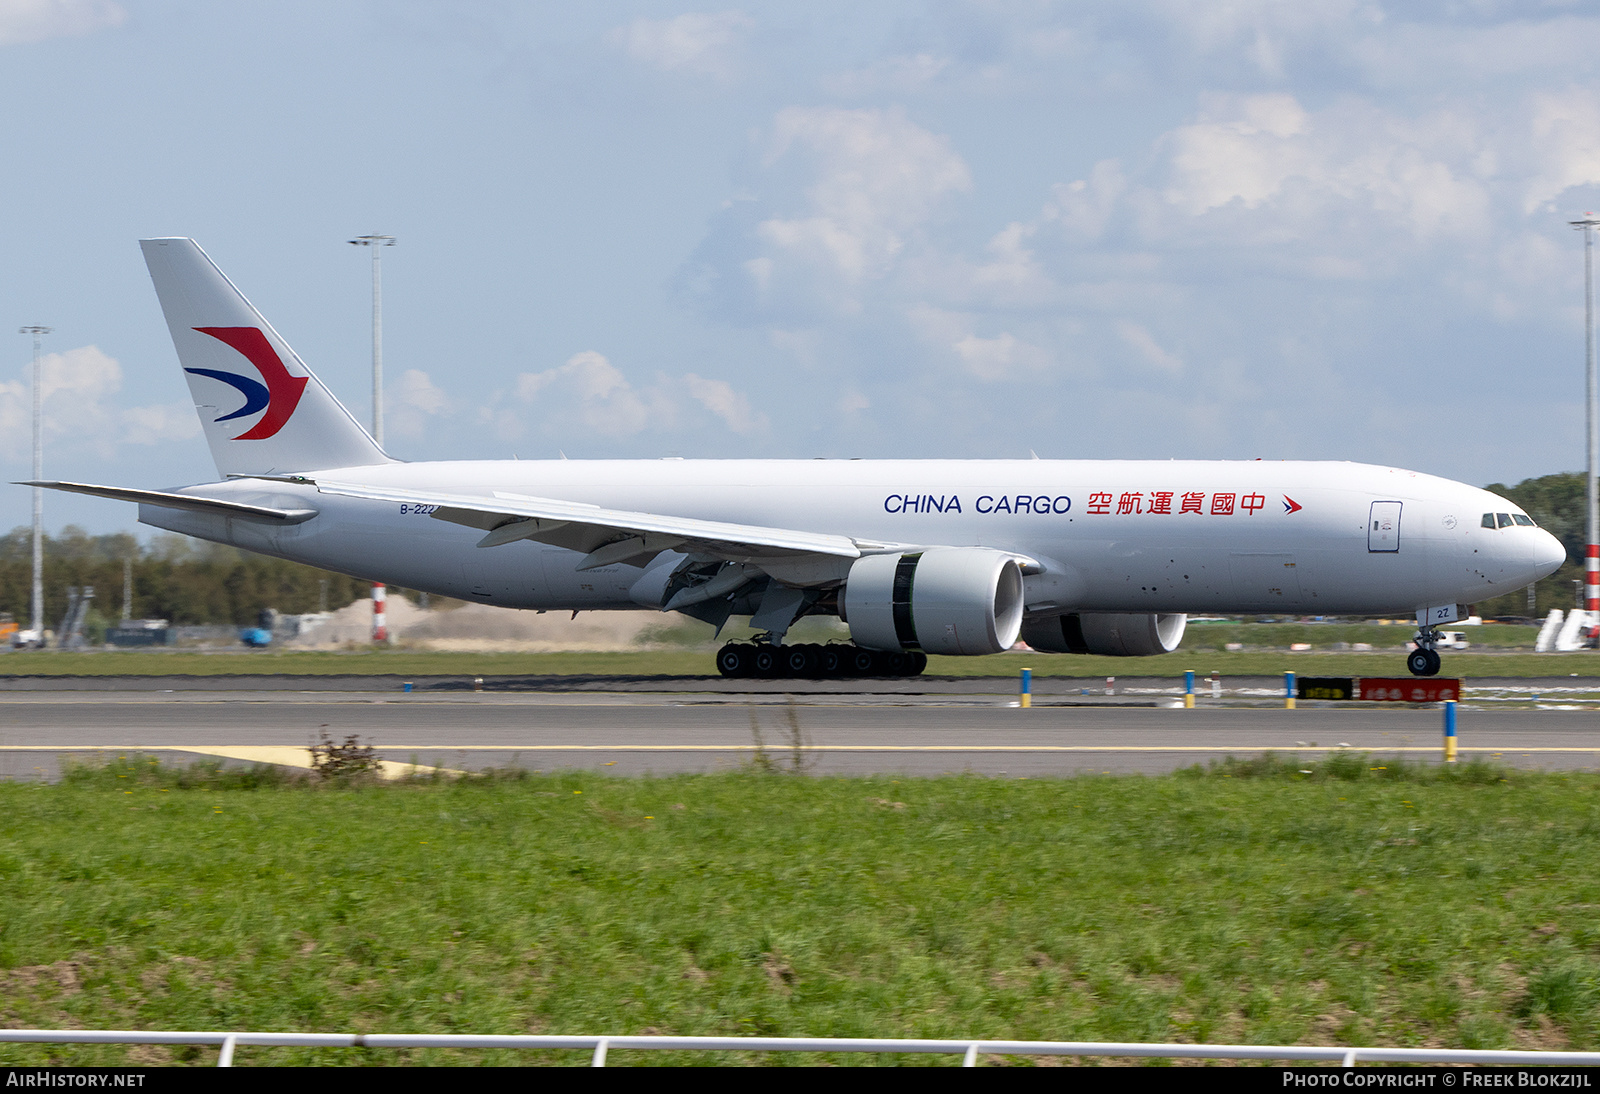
842 548 1024 656
1020 612 1187 656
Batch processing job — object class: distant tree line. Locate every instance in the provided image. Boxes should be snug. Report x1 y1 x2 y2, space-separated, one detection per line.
0 526 371 631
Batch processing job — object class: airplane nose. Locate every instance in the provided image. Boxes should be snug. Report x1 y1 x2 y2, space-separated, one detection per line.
1534 530 1567 578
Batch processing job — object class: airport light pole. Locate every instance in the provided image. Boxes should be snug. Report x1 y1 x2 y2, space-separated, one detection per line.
349 235 395 642
348 234 394 447
1573 215 1600 624
20 326 51 646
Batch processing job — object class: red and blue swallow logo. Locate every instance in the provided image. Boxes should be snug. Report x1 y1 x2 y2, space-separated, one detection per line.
1283 496 1303 514
185 327 307 440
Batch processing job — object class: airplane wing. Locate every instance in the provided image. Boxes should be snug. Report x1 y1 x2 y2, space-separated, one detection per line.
311 478 893 572
19 480 317 523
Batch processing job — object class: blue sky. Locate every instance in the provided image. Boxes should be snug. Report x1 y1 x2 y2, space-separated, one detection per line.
4 1 1600 535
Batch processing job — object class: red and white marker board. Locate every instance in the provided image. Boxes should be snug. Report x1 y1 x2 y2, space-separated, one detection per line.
1355 678 1461 703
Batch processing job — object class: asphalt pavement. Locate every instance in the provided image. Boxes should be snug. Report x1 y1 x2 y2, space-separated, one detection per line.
0 675 1595 780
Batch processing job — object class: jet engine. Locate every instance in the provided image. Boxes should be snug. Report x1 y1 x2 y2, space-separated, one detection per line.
1020 612 1187 656
841 548 1024 655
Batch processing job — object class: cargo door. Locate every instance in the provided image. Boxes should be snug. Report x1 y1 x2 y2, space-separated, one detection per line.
1368 501 1401 552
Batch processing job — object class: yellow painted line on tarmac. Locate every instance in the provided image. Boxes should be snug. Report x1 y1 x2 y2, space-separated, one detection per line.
236 744 1600 754
381 745 1600 754
1 745 459 780
3 744 1596 755
163 747 457 781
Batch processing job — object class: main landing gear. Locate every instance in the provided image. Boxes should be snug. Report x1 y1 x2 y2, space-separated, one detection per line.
715 642 928 679
1407 626 1443 677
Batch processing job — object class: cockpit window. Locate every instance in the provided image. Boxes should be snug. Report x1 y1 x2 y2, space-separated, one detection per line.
1482 513 1497 528
1513 514 1536 527
1496 513 1514 528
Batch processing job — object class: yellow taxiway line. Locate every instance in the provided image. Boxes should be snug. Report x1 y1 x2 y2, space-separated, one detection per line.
4 744 1598 755
0 745 457 780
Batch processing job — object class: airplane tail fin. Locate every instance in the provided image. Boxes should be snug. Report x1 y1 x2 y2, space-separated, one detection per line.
140 238 393 477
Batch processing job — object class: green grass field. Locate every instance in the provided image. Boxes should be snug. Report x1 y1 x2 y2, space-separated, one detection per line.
2 757 1599 1066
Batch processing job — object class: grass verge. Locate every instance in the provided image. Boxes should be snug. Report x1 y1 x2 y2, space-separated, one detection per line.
0 757 1598 1065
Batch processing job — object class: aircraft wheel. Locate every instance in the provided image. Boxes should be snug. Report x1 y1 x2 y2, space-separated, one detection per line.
751 645 783 677
783 644 819 677
806 643 830 675
885 651 912 676
909 651 928 677
818 645 846 676
1424 649 1442 676
1406 648 1433 677
716 643 751 677
847 647 878 675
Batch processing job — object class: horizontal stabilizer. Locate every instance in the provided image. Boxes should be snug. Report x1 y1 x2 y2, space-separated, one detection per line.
19 481 318 523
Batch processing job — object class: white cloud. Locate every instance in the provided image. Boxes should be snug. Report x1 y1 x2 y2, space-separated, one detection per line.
906 305 1050 382
1045 161 1127 240
387 368 451 440
664 4 1600 478
397 368 449 413
0 345 122 459
1523 90 1600 215
755 106 972 285
38 343 119 402
121 401 200 445
952 332 1048 382
1161 93 1312 214
973 222 1047 290
679 107 983 326
837 388 870 417
509 351 762 440
1087 92 1497 258
1117 322 1184 375
683 372 765 434
0 345 195 456
516 350 661 437
0 0 124 46
612 10 753 77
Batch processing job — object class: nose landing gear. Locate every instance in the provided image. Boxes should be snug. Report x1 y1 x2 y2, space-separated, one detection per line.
1407 626 1443 677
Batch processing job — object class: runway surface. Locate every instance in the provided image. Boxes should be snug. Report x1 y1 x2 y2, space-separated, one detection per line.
0 675 1597 779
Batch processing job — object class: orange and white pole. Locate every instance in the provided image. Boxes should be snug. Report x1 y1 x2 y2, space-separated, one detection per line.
372 583 387 643
1588 545 1599 615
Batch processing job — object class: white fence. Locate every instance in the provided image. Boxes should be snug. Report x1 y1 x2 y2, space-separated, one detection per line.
3 1030 1600 1067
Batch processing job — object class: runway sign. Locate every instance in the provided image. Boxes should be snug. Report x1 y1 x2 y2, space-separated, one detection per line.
1355 678 1461 703
1294 678 1462 702
1297 677 1354 701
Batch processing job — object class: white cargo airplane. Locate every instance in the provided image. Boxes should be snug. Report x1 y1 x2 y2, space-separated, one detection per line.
25 238 1567 678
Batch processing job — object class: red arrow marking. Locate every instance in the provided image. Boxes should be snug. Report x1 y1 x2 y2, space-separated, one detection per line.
193 327 308 440
1283 496 1303 514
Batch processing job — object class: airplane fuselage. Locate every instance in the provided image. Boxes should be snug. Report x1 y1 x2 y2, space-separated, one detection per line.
137 457 1563 619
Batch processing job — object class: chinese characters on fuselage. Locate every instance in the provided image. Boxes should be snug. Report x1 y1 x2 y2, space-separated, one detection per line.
881 492 1268 516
